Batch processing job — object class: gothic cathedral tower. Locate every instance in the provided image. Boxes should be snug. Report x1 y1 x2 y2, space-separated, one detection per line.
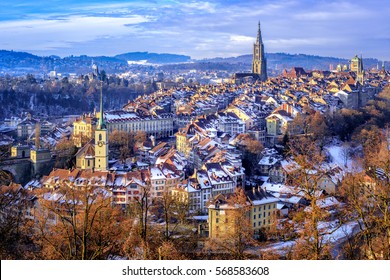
95 81 108 171
351 55 364 85
252 21 267 81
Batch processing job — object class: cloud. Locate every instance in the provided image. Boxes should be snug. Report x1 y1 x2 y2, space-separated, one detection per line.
230 35 255 43
0 14 152 51
266 37 341 48
0 0 388 60
181 2 217 13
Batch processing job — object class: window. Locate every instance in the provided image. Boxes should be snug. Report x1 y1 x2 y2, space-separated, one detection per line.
268 205 271 210
254 208 256 213
99 134 102 141
258 221 261 226
258 214 261 218
264 206 266 210
216 218 219 223
253 215 256 220
273 204 276 209
268 212 271 216
253 223 256 227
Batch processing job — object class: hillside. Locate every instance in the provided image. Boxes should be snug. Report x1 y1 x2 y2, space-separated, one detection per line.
201 53 385 72
114 52 191 64
0 50 387 76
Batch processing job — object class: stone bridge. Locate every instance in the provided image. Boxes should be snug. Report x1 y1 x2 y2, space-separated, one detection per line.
0 158 33 185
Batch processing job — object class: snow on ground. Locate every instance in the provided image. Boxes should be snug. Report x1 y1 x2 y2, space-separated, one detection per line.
325 144 362 172
322 220 360 243
325 145 350 168
259 220 360 255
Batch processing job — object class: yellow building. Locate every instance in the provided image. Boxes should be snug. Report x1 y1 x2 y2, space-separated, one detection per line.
175 121 205 158
30 149 51 163
247 187 279 234
75 141 95 170
11 145 30 158
208 193 246 239
225 105 254 130
72 114 96 148
208 188 278 239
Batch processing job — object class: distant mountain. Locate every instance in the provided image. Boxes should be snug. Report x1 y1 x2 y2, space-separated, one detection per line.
115 52 191 64
0 50 386 76
0 50 192 76
200 53 386 72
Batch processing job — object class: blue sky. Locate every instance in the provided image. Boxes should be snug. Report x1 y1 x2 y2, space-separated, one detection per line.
0 0 389 60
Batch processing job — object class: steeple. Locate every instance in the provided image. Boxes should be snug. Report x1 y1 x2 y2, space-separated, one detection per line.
252 21 267 81
257 21 262 43
383 60 385 71
94 79 108 171
97 81 106 130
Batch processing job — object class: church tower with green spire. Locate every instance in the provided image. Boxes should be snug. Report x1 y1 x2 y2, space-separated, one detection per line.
252 21 267 81
95 81 108 171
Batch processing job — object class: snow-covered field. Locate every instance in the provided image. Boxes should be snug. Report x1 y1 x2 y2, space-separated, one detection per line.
325 143 362 172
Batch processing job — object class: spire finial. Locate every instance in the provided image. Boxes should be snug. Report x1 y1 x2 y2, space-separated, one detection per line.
257 20 262 42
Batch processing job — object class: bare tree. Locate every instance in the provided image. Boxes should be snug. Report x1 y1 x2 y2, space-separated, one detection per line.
0 145 13 185
340 132 390 259
287 137 340 259
0 183 34 259
125 181 153 259
206 188 257 259
33 181 126 260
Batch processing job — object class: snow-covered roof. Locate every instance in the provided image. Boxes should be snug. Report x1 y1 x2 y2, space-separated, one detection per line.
150 167 166 180
316 196 341 209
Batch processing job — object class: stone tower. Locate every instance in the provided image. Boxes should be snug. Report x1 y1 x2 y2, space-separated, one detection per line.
351 55 364 84
94 81 108 171
252 21 267 81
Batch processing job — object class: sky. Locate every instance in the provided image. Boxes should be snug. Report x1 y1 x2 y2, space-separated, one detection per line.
0 0 389 60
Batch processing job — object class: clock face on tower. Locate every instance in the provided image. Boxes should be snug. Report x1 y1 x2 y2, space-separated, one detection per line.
97 141 105 147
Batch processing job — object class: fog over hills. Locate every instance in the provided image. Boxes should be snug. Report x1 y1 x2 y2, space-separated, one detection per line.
0 50 387 76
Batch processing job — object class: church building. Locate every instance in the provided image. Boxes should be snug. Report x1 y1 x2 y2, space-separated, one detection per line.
75 83 109 171
232 21 268 84
252 21 267 81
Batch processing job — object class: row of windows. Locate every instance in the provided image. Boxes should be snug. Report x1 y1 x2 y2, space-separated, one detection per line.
253 220 271 227
108 121 173 132
253 204 276 212
253 211 275 220
127 191 140 195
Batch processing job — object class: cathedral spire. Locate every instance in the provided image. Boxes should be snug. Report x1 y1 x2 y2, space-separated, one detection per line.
257 21 262 43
